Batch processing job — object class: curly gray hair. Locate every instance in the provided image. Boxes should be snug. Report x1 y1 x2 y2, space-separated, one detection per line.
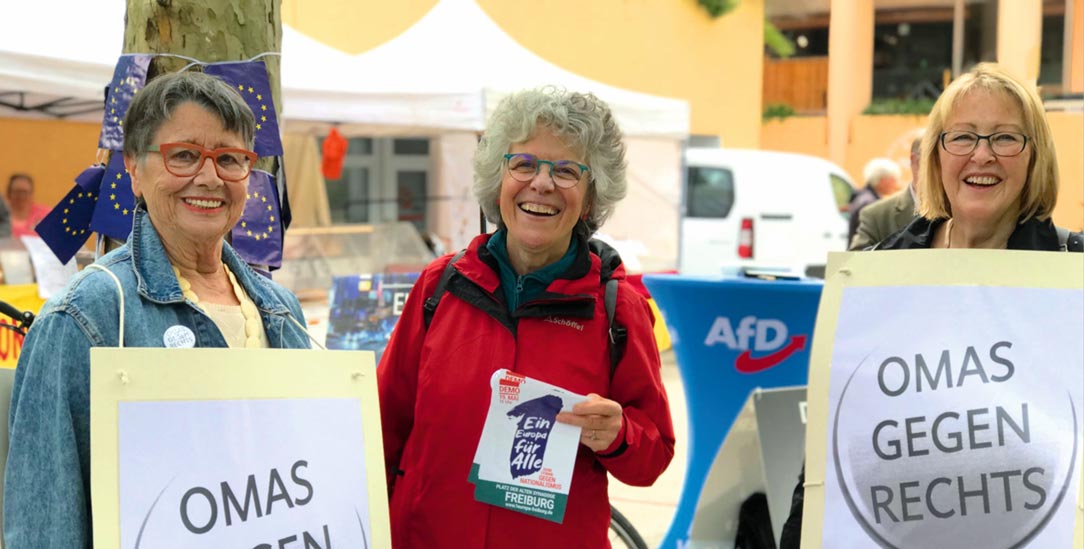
473 87 627 236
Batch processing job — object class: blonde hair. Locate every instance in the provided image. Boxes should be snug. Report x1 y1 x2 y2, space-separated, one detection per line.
918 62 1058 221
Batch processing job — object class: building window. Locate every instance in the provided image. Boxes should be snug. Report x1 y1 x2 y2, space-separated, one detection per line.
318 136 432 228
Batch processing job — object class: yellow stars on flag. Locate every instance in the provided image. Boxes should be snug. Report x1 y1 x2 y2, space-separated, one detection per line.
61 192 95 235
237 188 275 241
103 166 133 218
236 86 272 130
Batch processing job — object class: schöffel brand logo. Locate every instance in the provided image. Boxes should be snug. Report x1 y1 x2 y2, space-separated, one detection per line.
703 315 807 373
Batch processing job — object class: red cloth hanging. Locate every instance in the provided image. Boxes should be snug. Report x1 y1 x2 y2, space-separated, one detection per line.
321 127 348 180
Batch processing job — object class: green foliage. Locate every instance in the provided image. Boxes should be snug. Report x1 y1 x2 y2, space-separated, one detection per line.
762 103 796 122
862 98 937 115
697 0 738 18
764 20 794 58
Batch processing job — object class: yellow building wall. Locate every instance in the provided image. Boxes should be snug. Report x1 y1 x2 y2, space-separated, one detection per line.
761 116 828 159
281 0 766 148
1048 111 1084 231
477 0 764 147
0 118 102 207
761 113 1084 231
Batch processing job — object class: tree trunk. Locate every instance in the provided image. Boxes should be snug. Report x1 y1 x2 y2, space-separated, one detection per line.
123 0 282 115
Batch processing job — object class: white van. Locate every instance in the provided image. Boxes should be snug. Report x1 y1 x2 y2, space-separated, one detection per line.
679 148 856 277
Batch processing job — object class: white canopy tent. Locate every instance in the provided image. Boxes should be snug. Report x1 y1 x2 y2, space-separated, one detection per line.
0 0 688 269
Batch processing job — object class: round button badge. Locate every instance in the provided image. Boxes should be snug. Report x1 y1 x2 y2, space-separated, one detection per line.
163 325 196 348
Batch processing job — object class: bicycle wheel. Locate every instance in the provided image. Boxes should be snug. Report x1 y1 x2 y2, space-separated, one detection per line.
609 505 648 549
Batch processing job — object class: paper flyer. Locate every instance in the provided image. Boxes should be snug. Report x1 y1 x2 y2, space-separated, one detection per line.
469 369 587 523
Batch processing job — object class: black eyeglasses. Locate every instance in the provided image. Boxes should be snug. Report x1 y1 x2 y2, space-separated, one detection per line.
503 153 589 188
939 131 1029 157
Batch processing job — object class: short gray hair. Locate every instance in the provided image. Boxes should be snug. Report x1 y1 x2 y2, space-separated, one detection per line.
473 87 627 236
122 71 256 158
863 157 900 185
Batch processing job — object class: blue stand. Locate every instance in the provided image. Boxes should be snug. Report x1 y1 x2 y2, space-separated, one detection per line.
643 275 823 548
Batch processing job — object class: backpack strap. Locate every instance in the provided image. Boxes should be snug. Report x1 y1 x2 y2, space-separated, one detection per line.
423 249 466 330
1056 226 1069 251
1054 226 1084 252
604 277 627 379
423 249 628 379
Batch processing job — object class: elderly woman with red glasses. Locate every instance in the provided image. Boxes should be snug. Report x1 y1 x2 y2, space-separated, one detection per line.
4 71 311 548
378 88 675 548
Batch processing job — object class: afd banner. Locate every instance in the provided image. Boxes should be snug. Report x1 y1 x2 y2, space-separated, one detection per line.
642 274 822 548
802 250 1084 548
90 348 390 548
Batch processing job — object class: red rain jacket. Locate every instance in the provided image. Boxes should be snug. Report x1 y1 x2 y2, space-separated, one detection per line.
378 233 675 548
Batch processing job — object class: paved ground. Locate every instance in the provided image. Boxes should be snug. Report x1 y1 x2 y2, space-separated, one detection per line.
608 349 686 548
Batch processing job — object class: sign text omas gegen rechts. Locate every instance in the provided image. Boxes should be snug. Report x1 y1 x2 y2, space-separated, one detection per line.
865 341 1044 523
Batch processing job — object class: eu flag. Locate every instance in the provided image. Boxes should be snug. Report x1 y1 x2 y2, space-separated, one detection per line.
204 60 283 157
231 169 283 268
35 167 104 264
98 54 151 151
89 153 137 240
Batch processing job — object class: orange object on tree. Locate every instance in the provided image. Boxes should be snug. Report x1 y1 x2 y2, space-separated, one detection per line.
321 127 348 180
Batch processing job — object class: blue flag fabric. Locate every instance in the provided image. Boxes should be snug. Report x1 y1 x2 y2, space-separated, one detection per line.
89 153 137 240
75 163 106 190
35 167 104 264
204 60 283 157
98 54 151 151
231 169 283 268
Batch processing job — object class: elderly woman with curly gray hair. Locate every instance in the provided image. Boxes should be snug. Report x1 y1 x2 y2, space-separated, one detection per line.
378 88 675 548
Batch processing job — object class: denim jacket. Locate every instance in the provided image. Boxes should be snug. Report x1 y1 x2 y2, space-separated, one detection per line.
3 208 311 548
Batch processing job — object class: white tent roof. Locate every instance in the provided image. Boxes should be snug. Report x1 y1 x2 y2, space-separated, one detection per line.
0 0 689 138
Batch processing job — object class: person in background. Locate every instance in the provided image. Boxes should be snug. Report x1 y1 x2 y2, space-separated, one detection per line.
3 71 312 548
849 136 922 250
378 87 675 548
846 157 901 244
780 61 1082 549
6 173 50 239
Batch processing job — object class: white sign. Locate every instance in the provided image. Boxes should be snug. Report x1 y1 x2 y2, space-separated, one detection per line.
90 348 390 548
118 398 371 548
823 285 1083 548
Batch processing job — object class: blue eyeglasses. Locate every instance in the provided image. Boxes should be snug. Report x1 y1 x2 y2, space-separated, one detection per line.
504 153 590 188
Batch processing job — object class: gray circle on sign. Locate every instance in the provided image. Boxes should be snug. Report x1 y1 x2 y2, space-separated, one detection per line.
831 353 1079 548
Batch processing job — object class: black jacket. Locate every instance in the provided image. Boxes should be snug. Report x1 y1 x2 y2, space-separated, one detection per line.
873 215 1084 251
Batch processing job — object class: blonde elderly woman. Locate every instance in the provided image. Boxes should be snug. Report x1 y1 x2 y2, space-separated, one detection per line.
378 88 675 548
780 61 1082 549
873 62 1082 251
4 71 311 548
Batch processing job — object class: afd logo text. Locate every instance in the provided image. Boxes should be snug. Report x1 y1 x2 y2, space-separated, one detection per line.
703 316 806 374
